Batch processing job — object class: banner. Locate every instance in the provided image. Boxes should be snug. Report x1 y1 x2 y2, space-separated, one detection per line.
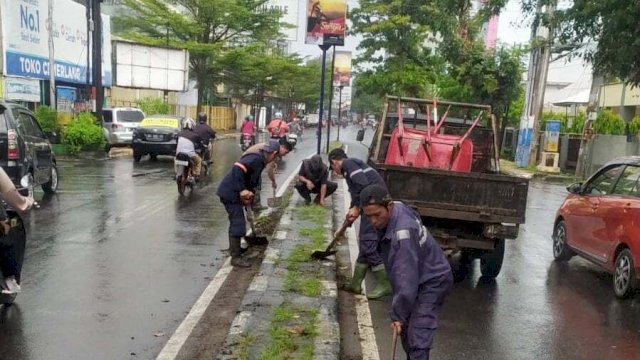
305 0 346 46
1 0 112 86
259 0 299 41
4 77 41 102
333 51 351 87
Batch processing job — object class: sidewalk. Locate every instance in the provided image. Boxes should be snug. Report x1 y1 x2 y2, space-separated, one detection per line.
217 185 340 359
500 159 580 183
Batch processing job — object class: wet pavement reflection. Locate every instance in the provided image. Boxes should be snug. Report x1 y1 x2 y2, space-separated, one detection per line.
0 133 318 359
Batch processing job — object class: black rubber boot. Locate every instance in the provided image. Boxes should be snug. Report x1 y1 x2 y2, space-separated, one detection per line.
229 236 250 268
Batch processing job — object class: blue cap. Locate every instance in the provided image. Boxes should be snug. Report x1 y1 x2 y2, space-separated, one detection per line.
263 139 280 153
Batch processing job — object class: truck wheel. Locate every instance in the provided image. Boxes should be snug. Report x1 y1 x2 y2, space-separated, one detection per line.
133 151 142 163
453 250 474 282
480 239 505 278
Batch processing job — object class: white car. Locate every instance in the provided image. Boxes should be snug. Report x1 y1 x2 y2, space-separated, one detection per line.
102 107 146 151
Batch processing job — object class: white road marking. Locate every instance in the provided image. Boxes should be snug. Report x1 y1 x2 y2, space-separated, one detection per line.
248 273 268 292
155 150 316 360
342 173 381 360
156 258 233 360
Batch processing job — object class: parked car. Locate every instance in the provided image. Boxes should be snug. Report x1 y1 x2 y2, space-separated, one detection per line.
131 115 185 162
0 100 58 193
102 107 145 151
553 156 640 298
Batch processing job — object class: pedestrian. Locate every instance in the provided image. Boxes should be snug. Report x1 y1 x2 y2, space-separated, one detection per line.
216 139 282 267
327 148 391 299
359 184 453 360
243 138 293 211
295 155 337 206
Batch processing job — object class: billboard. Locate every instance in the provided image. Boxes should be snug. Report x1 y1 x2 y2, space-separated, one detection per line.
305 0 346 46
333 51 351 87
1 0 112 86
259 0 299 41
114 41 189 92
4 77 40 102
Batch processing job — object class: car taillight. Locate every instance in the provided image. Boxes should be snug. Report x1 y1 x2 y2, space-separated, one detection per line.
112 123 124 131
8 129 19 160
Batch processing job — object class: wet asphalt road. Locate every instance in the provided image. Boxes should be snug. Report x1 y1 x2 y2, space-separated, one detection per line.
340 127 640 360
0 131 317 360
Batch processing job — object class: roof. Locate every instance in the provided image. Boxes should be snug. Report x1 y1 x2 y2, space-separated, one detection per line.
553 89 590 106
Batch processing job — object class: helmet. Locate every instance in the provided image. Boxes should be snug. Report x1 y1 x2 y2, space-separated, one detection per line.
245 114 254 121
197 112 207 123
274 111 283 119
183 118 195 130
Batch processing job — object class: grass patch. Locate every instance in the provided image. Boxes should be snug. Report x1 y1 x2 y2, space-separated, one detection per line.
284 226 326 296
299 226 326 248
298 277 322 297
295 205 327 224
237 333 254 360
261 304 318 360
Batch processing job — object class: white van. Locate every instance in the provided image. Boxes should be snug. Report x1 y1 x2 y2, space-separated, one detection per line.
102 107 145 151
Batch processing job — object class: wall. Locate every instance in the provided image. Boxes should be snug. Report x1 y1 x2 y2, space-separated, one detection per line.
172 105 236 130
585 135 640 175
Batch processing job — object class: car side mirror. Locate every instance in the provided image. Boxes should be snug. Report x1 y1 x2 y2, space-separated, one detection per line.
567 182 583 194
356 129 365 142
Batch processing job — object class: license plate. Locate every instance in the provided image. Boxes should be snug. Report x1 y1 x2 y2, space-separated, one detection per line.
147 134 163 141
175 160 189 166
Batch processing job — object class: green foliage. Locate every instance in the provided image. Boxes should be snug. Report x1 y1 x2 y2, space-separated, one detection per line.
136 97 169 115
542 111 585 134
62 112 105 154
593 109 626 135
34 106 59 134
555 0 640 86
629 116 640 136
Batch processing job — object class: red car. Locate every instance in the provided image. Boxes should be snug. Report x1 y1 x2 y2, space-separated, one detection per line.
553 157 640 298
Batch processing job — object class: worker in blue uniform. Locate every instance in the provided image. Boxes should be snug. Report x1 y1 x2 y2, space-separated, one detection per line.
359 184 453 360
216 140 281 267
328 148 392 299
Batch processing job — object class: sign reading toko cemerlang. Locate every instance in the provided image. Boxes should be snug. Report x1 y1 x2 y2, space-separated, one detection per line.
1 0 112 85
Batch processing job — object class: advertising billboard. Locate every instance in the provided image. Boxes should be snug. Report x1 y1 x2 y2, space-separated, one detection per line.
305 0 346 46
259 0 299 41
4 77 40 102
114 41 189 92
1 0 112 86
333 51 351 87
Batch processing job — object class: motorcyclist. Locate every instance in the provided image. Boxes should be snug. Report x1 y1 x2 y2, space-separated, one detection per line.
176 118 204 181
194 112 217 163
0 168 34 294
267 112 289 139
240 115 256 146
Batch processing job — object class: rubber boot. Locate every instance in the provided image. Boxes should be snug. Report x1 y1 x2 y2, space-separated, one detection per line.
344 262 368 294
367 264 392 300
229 236 250 268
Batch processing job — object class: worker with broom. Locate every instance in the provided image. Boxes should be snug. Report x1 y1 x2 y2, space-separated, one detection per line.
328 148 392 300
359 184 453 360
216 139 283 268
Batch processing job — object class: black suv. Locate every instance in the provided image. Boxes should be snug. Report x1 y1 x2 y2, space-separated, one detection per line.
0 101 58 194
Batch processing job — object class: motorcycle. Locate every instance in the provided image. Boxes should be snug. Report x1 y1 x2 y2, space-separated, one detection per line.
285 132 298 149
0 175 35 305
175 152 209 195
241 133 255 151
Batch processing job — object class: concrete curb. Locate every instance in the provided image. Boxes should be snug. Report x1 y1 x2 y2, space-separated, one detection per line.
216 161 340 359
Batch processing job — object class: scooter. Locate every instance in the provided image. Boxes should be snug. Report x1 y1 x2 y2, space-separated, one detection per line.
0 175 36 305
285 132 298 149
241 133 255 151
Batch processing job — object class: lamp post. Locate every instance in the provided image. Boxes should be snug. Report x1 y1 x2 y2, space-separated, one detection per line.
325 46 336 153
316 44 331 155
336 85 344 141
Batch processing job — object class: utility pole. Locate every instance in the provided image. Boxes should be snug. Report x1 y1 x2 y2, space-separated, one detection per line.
92 0 104 120
515 0 556 168
325 46 336 153
316 44 331 155
337 85 343 141
86 0 92 105
575 73 603 178
48 0 56 107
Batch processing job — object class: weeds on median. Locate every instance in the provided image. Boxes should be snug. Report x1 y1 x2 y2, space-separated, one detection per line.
261 304 318 360
237 333 254 360
295 205 327 224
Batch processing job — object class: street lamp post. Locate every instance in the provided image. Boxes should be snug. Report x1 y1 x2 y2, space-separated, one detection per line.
325 46 336 153
337 85 344 141
316 44 331 155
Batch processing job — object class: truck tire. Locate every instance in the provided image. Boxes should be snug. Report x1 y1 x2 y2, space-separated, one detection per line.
453 250 474 282
480 239 505 278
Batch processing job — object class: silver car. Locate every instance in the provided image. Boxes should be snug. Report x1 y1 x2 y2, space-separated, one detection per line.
102 107 146 151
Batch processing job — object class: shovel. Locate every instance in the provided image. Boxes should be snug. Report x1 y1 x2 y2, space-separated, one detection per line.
267 187 281 208
244 206 269 245
310 219 352 260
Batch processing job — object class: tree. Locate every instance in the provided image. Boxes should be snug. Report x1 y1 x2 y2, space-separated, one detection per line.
553 0 640 85
115 0 282 108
